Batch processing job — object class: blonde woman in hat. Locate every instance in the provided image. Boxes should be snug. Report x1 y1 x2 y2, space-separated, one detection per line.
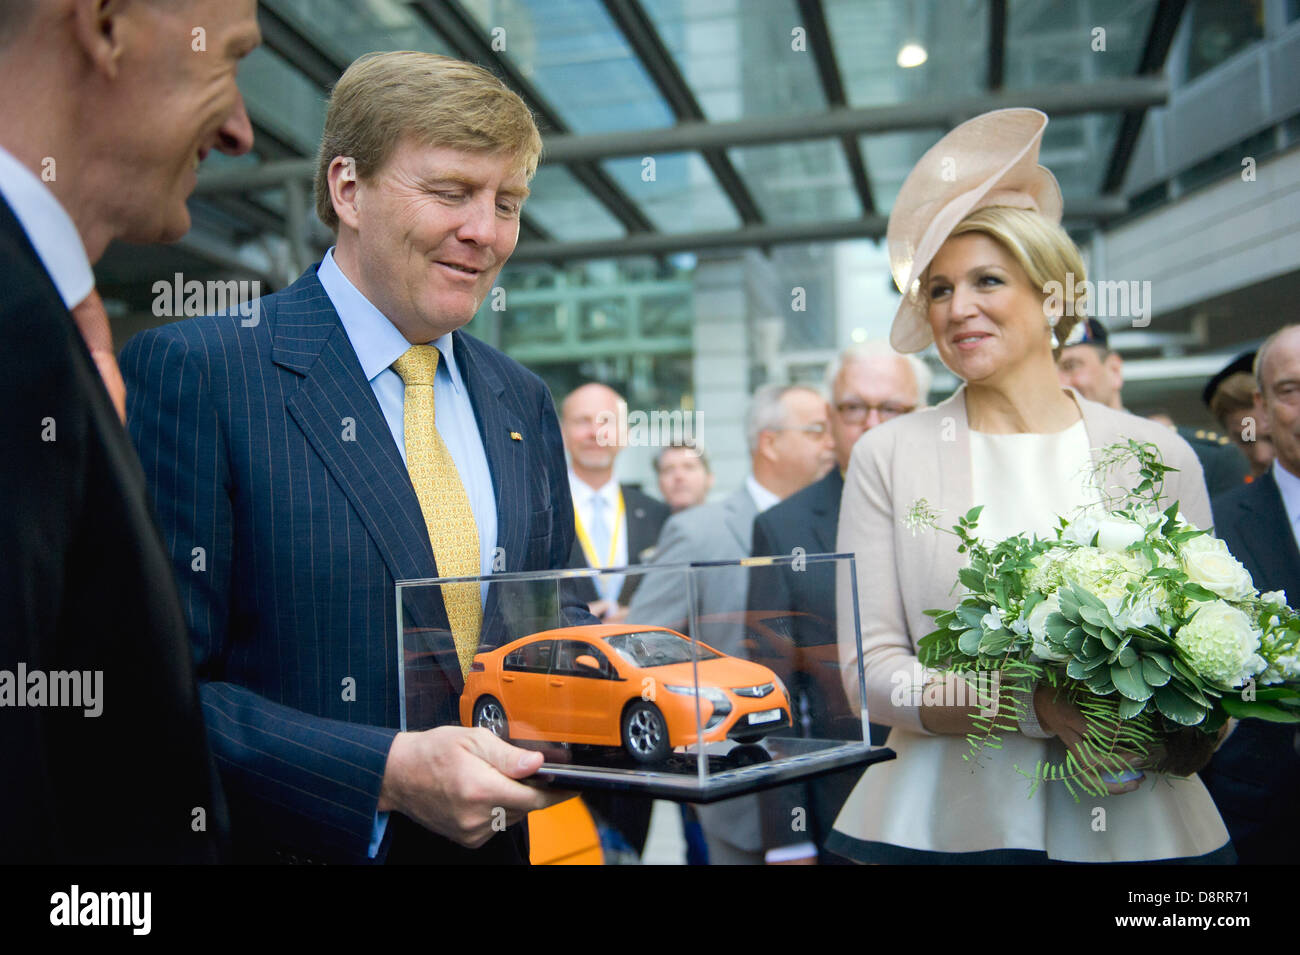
827 109 1233 863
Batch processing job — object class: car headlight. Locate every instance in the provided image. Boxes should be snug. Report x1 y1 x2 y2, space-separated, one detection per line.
732 682 774 698
665 685 732 730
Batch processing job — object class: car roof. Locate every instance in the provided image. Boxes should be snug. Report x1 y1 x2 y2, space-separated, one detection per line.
516 624 683 643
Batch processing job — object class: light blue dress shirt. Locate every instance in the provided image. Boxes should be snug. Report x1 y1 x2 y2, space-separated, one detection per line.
316 248 499 858
0 144 94 308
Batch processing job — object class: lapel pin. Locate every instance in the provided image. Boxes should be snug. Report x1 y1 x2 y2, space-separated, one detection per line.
509 431 523 441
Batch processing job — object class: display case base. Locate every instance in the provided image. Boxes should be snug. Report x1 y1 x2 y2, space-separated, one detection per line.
530 738 895 804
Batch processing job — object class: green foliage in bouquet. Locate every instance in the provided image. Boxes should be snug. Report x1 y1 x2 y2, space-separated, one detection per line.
912 440 1300 799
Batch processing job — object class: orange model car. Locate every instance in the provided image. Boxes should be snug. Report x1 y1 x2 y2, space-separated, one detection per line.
460 624 791 763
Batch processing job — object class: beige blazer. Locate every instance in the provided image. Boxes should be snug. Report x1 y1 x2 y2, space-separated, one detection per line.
837 386 1211 733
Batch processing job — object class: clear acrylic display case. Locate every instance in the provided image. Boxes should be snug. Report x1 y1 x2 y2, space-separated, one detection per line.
396 552 893 802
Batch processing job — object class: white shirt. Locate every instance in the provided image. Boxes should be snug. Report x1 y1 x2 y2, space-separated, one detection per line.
0 144 94 308
745 474 782 515
568 470 629 604
1272 459 1300 552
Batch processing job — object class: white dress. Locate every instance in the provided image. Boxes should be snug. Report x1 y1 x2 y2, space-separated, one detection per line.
828 420 1233 863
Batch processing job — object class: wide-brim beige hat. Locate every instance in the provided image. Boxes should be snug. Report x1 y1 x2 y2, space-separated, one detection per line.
887 108 1063 353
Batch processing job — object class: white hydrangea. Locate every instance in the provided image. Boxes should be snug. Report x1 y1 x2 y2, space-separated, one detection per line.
1060 547 1144 601
1175 600 1267 688
1024 548 1071 595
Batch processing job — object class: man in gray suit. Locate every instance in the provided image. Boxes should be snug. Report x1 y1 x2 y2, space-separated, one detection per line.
625 383 833 864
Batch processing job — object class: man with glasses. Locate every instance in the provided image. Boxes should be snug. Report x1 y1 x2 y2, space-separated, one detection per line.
625 383 832 864
750 342 930 864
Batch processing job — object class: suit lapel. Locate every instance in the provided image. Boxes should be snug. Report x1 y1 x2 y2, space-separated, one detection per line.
1238 473 1300 594
274 272 436 588
808 470 843 554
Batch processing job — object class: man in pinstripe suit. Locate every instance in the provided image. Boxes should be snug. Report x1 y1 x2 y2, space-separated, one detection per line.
122 53 575 864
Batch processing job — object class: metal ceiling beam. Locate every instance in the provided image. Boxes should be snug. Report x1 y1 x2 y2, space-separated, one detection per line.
409 0 655 235
1102 0 1187 193
198 194 288 237
539 77 1170 162
987 0 1007 92
601 0 763 226
249 121 302 161
796 0 874 215
257 4 348 90
204 77 1169 195
509 195 1127 262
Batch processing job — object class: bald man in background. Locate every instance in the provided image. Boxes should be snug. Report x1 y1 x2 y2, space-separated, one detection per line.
0 0 260 862
561 383 670 622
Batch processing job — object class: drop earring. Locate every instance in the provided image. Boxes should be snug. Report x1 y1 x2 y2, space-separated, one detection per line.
1047 313 1060 349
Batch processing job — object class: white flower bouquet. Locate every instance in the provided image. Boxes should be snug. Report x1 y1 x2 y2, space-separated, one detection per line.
913 440 1300 798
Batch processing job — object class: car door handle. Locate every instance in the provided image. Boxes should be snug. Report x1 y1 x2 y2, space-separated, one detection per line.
503 675 515 683
549 680 563 687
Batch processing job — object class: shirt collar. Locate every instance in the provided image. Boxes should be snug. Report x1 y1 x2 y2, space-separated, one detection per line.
746 474 782 514
569 468 620 507
1273 459 1300 525
317 247 466 393
0 144 94 308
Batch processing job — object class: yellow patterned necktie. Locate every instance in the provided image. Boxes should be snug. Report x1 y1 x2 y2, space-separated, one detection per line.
391 345 482 676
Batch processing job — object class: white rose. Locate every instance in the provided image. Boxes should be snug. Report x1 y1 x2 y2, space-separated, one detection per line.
1181 535 1256 602
1094 514 1146 554
1260 589 1288 608
1026 593 1070 662
1062 513 1101 547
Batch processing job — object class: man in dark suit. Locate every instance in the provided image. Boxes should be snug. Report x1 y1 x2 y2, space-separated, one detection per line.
122 52 572 864
0 0 260 863
561 382 670 619
750 343 928 864
1203 325 1300 864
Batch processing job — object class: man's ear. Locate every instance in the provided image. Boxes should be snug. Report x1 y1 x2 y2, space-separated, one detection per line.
1105 350 1124 389
72 0 130 80
328 156 361 231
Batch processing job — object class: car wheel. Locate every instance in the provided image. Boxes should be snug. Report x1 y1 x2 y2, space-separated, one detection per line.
472 696 509 741
621 701 670 763
733 733 764 745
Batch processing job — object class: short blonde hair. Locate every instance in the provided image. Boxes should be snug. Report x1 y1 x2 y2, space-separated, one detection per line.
936 206 1087 357
314 51 543 231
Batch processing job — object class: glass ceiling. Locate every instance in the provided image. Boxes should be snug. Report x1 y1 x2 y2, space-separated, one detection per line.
189 0 1174 260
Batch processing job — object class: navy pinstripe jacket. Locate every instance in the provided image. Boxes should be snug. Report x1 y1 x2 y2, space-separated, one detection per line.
121 265 577 863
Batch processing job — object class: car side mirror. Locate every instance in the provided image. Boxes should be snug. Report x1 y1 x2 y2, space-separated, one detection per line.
574 654 601 673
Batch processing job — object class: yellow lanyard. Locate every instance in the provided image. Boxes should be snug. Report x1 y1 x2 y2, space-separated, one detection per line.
574 489 625 570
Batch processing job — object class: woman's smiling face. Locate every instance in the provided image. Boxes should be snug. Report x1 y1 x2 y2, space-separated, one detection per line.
925 232 1055 385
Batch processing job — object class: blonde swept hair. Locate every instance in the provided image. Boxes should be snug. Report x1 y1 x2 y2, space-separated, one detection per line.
935 206 1088 357
314 51 543 231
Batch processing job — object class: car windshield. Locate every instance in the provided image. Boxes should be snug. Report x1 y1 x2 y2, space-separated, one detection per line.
606 631 721 668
